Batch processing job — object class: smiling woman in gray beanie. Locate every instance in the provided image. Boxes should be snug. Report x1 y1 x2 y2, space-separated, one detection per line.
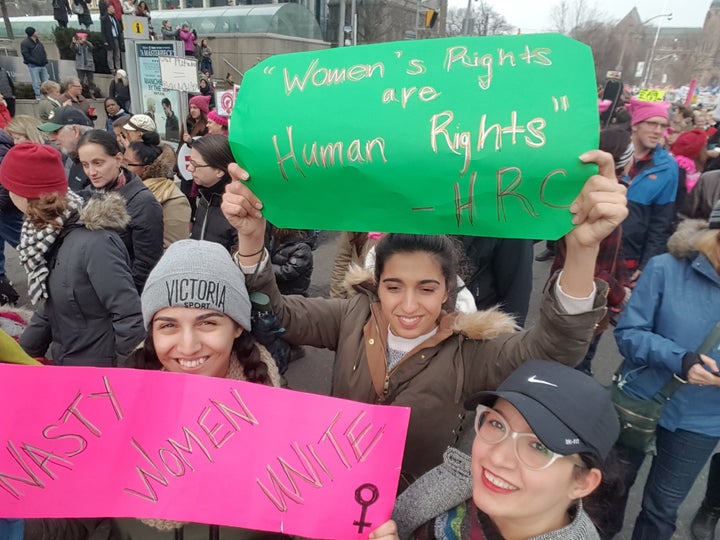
132 238 279 383
116 238 284 539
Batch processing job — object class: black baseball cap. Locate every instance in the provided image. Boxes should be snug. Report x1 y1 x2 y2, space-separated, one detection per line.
38 106 93 132
465 360 620 461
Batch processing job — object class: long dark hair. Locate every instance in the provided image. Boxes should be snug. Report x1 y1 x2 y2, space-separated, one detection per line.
132 327 271 385
599 127 631 177
128 138 162 166
574 450 625 537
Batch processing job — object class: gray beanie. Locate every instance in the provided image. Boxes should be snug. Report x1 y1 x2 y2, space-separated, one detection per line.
141 239 252 330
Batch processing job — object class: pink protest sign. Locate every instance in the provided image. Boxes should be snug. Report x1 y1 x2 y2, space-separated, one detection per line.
0 364 410 539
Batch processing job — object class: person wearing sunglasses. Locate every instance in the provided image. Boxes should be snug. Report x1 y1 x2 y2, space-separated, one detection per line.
369 360 621 540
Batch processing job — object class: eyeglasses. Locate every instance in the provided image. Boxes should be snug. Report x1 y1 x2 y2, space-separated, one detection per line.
641 120 669 131
474 405 585 471
125 162 144 167
188 159 211 168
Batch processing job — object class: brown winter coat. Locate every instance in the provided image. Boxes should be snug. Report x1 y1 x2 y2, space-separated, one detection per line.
141 145 190 250
329 231 377 298
249 263 608 488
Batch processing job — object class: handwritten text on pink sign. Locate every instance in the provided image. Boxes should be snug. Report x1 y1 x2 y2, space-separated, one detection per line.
0 364 410 539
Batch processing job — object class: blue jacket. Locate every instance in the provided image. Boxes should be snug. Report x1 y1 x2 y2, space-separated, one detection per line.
622 145 679 268
614 224 720 436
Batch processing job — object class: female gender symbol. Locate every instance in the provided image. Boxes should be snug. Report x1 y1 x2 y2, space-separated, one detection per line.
353 483 379 533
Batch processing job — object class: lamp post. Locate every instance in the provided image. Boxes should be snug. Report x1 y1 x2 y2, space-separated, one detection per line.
462 0 472 34
642 12 673 87
616 12 672 72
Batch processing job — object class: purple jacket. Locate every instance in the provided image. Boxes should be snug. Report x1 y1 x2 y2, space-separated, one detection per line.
178 28 195 54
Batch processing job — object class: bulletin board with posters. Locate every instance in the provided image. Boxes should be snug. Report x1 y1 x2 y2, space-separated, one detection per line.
126 41 185 144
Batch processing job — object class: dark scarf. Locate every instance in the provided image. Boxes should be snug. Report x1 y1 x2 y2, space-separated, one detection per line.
88 169 129 193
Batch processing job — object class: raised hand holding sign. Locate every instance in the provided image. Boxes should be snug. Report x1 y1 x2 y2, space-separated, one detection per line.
229 33 600 239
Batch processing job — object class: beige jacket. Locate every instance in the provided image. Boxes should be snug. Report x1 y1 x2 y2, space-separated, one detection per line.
141 145 191 250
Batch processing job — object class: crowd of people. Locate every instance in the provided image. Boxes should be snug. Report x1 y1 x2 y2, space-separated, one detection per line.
23 12 220 107
3 24 720 540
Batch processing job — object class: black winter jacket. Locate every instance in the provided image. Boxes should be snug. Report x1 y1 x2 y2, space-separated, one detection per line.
63 153 90 193
191 177 237 252
100 13 123 46
108 79 130 105
116 173 163 292
19 194 145 366
0 68 14 99
88 171 164 293
456 236 534 327
20 37 47 66
265 225 314 296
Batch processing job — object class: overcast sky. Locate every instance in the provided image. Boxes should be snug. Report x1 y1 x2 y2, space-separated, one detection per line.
452 0 713 33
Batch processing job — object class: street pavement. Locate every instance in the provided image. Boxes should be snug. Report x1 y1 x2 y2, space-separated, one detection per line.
3 230 712 539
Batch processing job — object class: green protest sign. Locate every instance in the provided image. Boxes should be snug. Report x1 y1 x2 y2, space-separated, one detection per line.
229 34 599 239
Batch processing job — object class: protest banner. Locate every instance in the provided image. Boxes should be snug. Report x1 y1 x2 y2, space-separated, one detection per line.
215 87 239 117
638 88 666 102
0 364 410 539
159 56 200 93
229 33 599 239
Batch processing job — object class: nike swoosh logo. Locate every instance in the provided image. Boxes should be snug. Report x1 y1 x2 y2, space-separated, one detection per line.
527 375 558 387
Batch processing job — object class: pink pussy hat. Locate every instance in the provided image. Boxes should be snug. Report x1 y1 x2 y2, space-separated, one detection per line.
628 97 671 126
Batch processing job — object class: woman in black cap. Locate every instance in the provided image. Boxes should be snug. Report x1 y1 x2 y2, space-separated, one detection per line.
370 360 621 540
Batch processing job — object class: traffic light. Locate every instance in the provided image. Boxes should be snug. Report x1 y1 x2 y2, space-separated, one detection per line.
425 9 438 28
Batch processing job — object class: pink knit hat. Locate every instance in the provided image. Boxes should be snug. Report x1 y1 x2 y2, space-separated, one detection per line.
628 97 671 125
207 110 228 129
188 94 211 116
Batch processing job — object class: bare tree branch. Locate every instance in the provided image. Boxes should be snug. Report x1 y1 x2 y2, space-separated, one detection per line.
550 0 606 35
445 2 511 37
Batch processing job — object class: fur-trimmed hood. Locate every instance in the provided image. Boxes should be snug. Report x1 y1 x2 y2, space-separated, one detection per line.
79 191 131 231
667 219 713 259
142 144 176 181
343 265 519 340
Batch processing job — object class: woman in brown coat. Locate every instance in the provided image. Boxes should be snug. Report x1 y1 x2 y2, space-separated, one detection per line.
221 150 628 489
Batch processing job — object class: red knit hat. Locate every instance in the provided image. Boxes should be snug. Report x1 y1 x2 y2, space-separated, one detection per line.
671 128 708 160
189 94 211 116
0 143 68 198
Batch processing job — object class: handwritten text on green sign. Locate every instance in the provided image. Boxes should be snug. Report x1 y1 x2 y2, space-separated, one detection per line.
229 34 599 239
